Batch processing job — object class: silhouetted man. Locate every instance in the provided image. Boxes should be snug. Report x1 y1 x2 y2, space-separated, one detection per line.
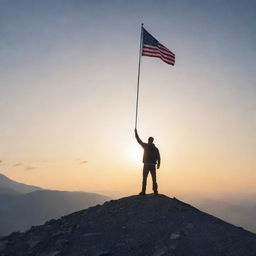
135 129 161 195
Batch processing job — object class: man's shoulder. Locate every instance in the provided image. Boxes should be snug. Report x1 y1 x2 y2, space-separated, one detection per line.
152 143 158 149
149 144 159 151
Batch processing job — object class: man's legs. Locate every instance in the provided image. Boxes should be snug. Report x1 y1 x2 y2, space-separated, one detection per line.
141 165 150 194
150 166 158 194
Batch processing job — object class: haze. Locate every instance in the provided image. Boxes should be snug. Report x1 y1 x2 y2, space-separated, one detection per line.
1 0 255 198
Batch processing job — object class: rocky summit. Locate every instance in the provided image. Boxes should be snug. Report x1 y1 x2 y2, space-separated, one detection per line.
1 194 256 256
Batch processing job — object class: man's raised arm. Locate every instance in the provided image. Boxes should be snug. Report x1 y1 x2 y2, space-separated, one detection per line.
134 129 145 147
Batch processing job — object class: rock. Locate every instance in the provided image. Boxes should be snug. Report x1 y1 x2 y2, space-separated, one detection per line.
0 240 7 251
54 239 69 249
182 223 194 235
83 232 103 237
45 219 57 225
168 243 177 250
45 251 61 256
27 239 41 248
170 232 181 240
185 223 193 229
8 232 21 240
153 246 169 256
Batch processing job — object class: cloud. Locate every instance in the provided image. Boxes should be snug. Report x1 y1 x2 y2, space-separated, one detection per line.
80 160 88 164
13 162 24 167
25 166 36 171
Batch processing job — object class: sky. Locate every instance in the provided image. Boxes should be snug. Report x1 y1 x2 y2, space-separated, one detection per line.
0 0 255 198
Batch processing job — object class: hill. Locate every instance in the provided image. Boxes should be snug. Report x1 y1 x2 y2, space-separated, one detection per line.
1 194 256 256
0 174 41 194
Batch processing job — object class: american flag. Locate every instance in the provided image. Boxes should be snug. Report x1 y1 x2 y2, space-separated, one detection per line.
142 27 175 66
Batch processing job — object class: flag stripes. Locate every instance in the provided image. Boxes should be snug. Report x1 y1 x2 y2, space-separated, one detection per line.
142 28 175 66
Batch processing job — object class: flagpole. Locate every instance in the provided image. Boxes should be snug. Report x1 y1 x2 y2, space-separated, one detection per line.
135 23 144 129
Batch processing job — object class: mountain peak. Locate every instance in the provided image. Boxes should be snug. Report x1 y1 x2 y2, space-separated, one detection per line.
0 173 41 194
1 194 256 256
0 173 9 180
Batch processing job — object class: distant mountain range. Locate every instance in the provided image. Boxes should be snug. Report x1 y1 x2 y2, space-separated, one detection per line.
1 194 256 256
0 174 110 236
194 197 256 233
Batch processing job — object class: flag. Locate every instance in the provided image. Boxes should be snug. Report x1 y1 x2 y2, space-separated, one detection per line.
142 27 175 66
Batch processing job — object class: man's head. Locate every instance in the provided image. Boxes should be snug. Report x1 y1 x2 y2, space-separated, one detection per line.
148 137 154 144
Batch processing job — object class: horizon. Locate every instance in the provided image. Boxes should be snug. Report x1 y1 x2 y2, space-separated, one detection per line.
1 0 256 198
2 171 256 203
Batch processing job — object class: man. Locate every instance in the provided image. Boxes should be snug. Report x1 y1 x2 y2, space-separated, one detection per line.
135 129 161 195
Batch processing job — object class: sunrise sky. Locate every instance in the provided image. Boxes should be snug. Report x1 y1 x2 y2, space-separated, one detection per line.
1 0 255 198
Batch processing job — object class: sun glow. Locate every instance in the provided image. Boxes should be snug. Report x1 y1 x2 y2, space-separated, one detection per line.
129 144 143 163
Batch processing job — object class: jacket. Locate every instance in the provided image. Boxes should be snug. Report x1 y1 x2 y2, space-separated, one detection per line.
135 132 161 165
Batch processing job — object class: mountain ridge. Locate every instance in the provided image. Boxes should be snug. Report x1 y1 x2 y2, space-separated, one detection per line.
0 173 41 194
0 174 110 236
